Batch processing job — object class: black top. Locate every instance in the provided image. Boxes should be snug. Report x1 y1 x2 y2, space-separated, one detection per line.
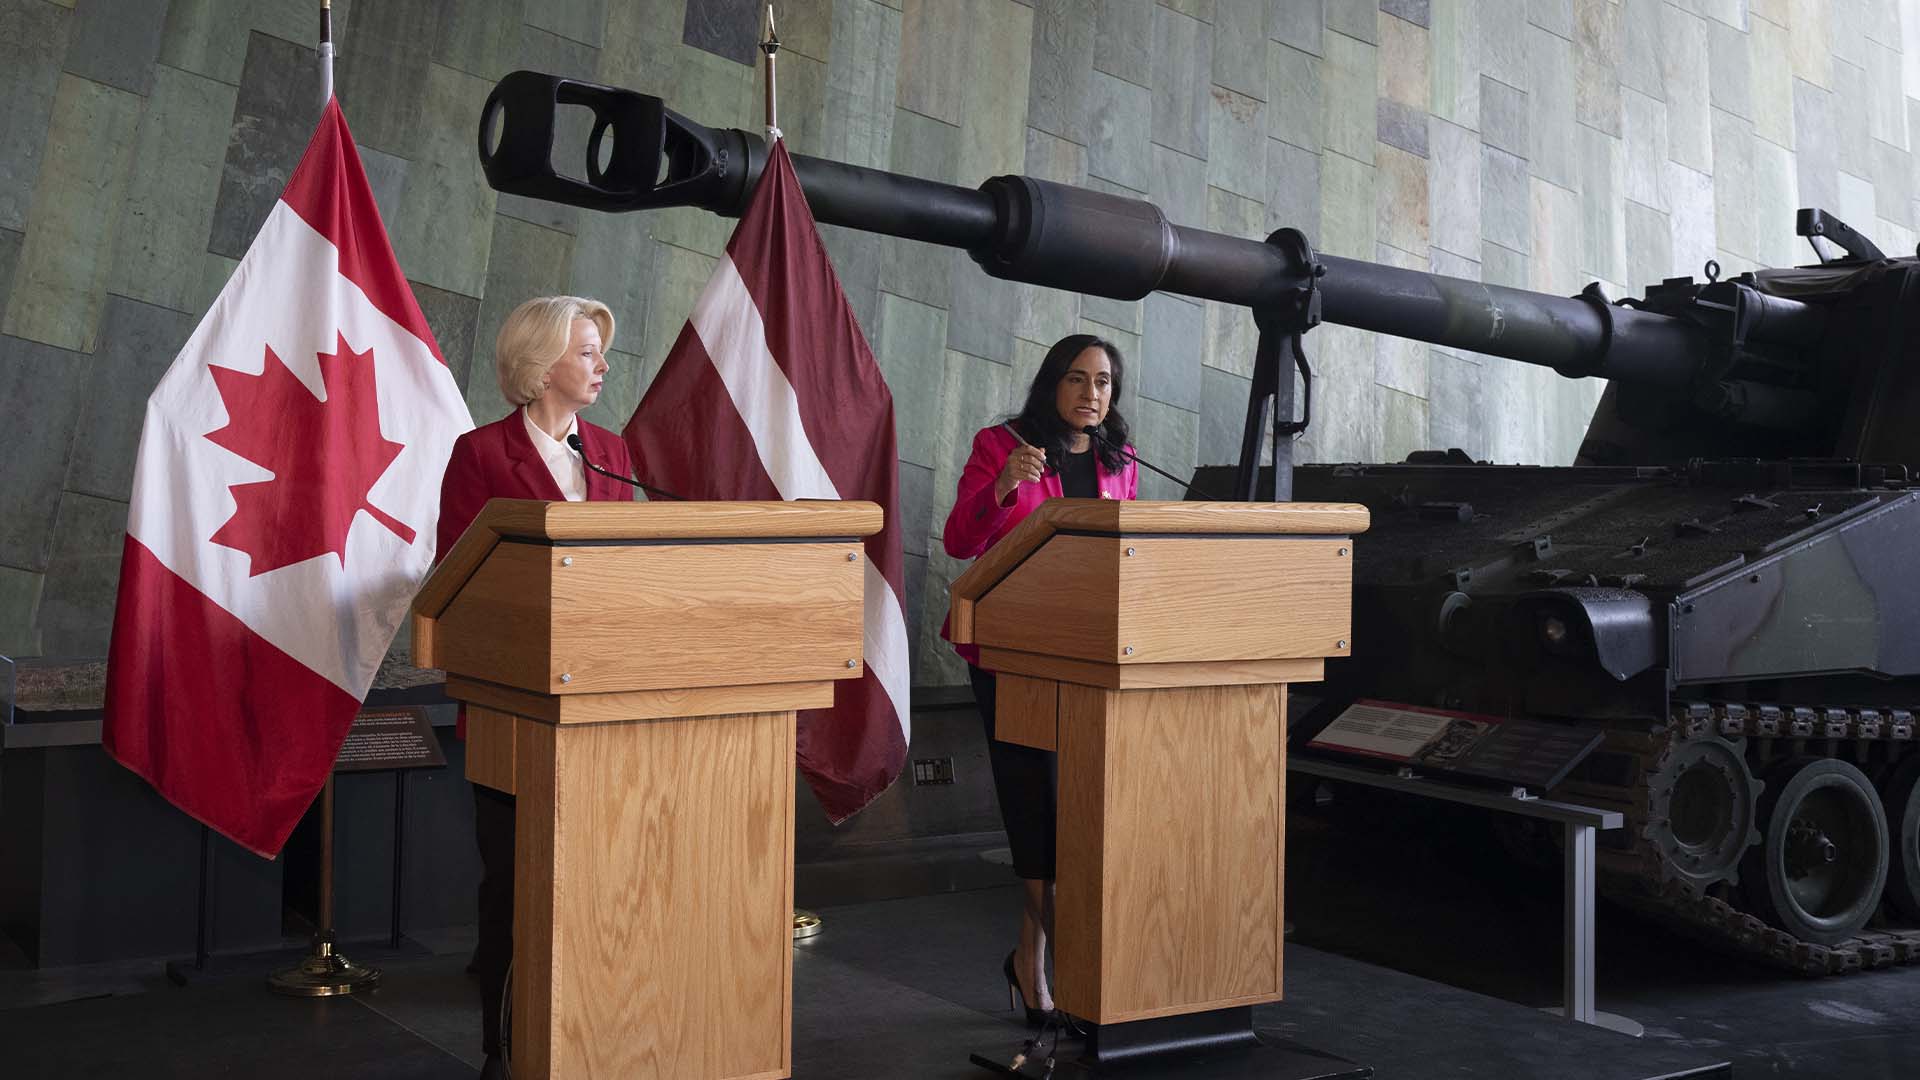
1058 447 1098 499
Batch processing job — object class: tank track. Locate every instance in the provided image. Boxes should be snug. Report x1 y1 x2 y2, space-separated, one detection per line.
1552 703 1920 976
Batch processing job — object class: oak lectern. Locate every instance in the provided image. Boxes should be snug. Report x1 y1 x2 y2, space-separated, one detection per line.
949 499 1368 1058
412 498 882 1080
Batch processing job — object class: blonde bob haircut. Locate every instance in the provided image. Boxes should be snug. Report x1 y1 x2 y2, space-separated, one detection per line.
493 296 616 407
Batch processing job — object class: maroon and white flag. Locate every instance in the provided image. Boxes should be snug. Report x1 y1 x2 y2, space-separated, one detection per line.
102 100 472 856
625 141 909 822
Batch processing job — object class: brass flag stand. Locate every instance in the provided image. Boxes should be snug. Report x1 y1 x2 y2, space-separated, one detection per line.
269 777 382 996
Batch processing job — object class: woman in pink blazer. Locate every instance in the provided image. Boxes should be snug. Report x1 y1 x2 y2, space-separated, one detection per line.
941 333 1140 1026
436 296 633 1079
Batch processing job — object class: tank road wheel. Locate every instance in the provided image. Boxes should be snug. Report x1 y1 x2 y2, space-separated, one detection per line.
1644 736 1763 892
1740 758 1890 945
1879 754 1920 922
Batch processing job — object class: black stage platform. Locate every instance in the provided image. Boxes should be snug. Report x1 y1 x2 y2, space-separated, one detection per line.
0 886 1730 1080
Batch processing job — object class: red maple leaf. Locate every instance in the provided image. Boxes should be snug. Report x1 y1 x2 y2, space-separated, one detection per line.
205 333 416 575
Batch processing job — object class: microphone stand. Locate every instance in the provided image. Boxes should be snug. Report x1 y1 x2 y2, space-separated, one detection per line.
566 434 686 501
1082 425 1224 501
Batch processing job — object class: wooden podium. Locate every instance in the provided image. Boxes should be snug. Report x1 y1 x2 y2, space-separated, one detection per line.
949 500 1368 1046
412 498 881 1080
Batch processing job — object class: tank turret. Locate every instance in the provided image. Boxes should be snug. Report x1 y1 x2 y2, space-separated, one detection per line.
478 70 1920 973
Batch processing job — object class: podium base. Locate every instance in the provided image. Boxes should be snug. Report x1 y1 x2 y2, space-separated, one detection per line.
971 1008 1369 1079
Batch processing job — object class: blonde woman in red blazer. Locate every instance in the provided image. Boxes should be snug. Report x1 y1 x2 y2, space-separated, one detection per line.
941 333 1140 1026
437 296 632 1078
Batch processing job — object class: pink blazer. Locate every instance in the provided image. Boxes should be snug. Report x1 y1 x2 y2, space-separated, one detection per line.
940 424 1140 666
436 412 633 737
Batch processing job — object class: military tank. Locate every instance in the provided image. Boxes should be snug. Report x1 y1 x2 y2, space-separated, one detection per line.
474 71 1920 974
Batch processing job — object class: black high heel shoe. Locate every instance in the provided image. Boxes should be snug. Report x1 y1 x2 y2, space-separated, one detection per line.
1002 949 1049 1028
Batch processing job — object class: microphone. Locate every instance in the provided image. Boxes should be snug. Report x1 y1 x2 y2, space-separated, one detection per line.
566 433 686 501
1082 425 1224 501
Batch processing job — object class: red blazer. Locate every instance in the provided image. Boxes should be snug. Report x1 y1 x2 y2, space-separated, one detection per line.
436 412 633 737
435 412 635 560
939 424 1139 667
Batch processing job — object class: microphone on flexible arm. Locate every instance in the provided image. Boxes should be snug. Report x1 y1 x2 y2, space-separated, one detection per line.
1081 425 1225 501
566 433 687 501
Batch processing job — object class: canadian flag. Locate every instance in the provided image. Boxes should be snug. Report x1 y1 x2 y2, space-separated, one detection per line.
102 100 472 857
624 141 909 822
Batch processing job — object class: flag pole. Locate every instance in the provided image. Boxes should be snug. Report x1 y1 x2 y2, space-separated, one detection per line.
761 5 814 942
318 0 334 106
760 5 782 141
269 775 383 996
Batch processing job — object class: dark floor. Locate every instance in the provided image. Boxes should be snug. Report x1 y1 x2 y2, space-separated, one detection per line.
3 797 1919 1078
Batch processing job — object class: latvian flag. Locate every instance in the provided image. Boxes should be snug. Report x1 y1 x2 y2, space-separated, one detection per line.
624 140 910 822
102 100 472 857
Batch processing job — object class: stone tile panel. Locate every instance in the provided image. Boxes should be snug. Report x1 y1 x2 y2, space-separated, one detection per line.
1087 69 1154 193
102 67 233 315
1208 85 1268 199
1268 41 1322 151
1319 28 1376 164
1622 88 1669 213
567 210 659 388
1872 139 1914 229
1378 99 1428 158
1198 363 1253 466
1617 0 1665 100
599 0 696 99
0 0 72 234
1152 4 1214 158
385 64 500 298
0 334 89 571
1142 292 1203 410
410 282 483 395
898 460 934 559
1479 0 1527 90
896 0 969 125
1128 395 1199 500
1269 0 1325 56
1266 137 1322 237
1625 198 1672 281
639 242 718 385
1525 26 1576 188
1527 0 1573 39
1204 187 1265 375
1095 0 1154 85
1788 0 1832 89
823 0 902 171
531 0 611 49
1429 118 1480 260
1573 0 1620 135
957 0 1034 181
1480 75 1527 157
1752 137 1801 267
1659 4 1712 172
334 0 439 156
208 32 328 261
683 0 756 63
1710 107 1757 260
876 292 950 469
1377 7 1428 111
62 0 168 96
1427 347 1489 458
0 565 44 657
947 250 1019 364
1320 147 1377 257
0 227 19 306
36 492 128 657
1326 0 1377 44
3 75 142 354
1026 0 1097 144
1577 125 1625 286
66 297 195 502
1375 142 1429 256
882 109 961 306
432 0 522 82
1480 144 1531 253
1665 160 1717 282
1428 0 1479 130
1792 78 1838 215
1747 11 1794 151
1528 175 1579 295
465 216 573 421
1213 0 1270 100
1150 143 1209 227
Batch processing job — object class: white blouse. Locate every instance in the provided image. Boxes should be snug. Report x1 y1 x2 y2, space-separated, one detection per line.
520 407 586 501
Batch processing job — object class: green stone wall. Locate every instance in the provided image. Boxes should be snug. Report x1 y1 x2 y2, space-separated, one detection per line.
1 0 1915 689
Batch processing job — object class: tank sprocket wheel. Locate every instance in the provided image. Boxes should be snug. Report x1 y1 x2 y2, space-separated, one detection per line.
1878 753 1920 923
1641 734 1762 893
1740 757 1890 946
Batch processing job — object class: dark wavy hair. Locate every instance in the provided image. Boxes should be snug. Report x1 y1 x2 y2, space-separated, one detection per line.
1009 333 1130 474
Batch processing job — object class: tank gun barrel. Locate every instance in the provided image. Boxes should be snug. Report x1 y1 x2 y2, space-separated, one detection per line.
479 72 1714 389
